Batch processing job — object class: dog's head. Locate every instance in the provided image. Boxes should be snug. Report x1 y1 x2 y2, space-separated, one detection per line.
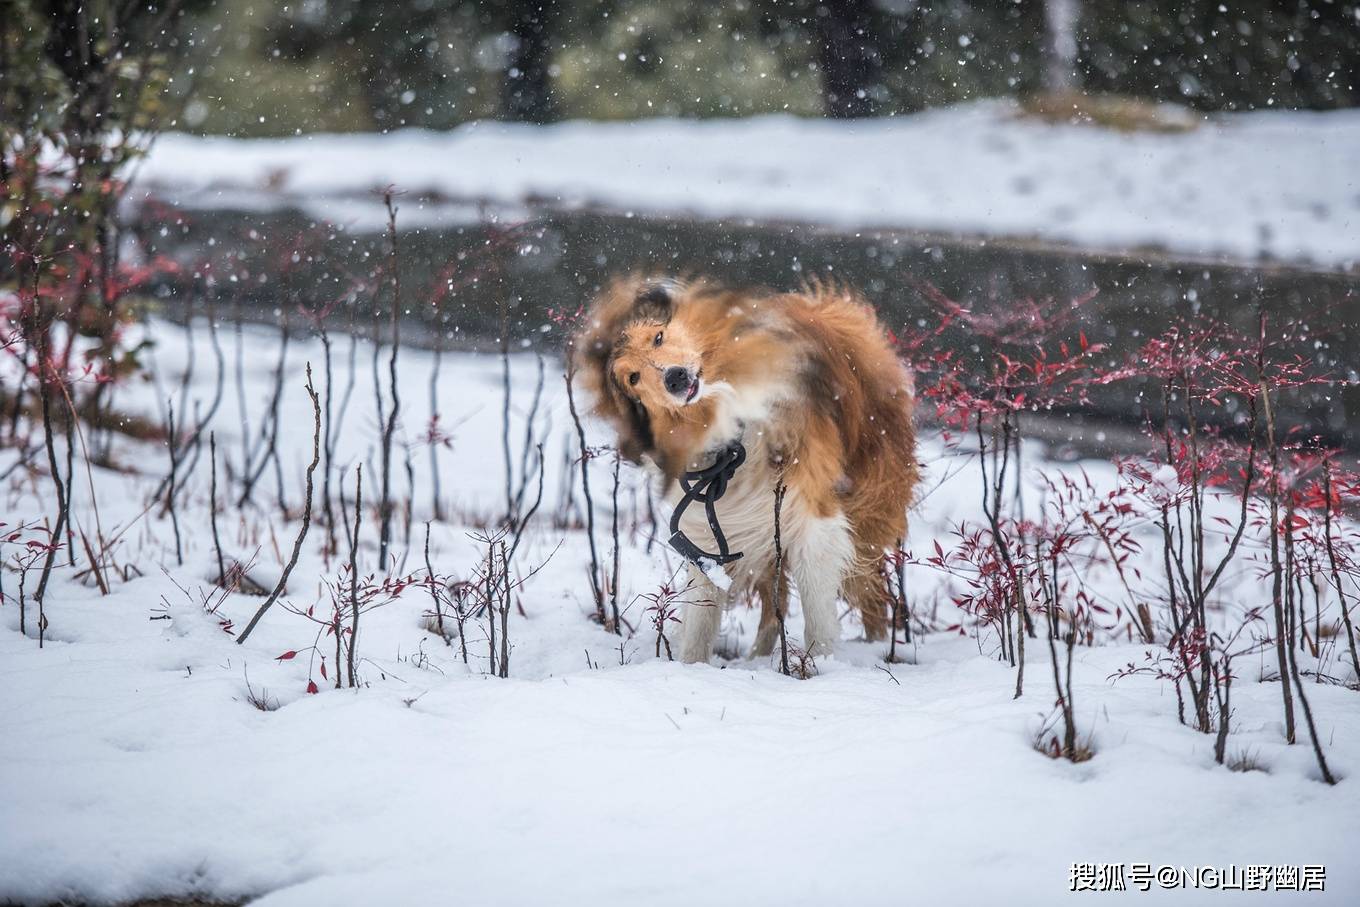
572 277 707 464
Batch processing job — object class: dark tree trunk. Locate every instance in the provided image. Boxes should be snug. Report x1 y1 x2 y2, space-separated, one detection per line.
40 0 96 93
503 0 558 123
813 0 882 118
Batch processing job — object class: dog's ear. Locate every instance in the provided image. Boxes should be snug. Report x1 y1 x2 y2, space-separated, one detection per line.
632 282 674 324
602 378 653 463
619 395 654 463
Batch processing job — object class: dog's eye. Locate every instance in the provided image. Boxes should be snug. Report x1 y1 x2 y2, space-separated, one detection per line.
653 331 664 347
628 371 640 386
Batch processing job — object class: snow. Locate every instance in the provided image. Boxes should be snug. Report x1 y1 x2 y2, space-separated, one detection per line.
2 318 1358 906
136 101 1360 270
696 556 733 591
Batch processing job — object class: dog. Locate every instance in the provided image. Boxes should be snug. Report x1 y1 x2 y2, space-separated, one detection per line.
574 276 918 663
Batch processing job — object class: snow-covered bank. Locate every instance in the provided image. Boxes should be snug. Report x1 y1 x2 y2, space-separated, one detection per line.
2 319 1358 905
139 101 1360 270
6 597 1356 906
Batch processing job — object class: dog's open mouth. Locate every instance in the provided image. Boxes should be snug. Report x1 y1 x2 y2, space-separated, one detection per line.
684 378 700 403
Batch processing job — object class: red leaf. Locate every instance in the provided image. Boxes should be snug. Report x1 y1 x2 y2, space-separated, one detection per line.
306 680 319 694
320 659 328 680
275 650 298 661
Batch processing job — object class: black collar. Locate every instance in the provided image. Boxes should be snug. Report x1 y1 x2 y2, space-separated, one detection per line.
668 439 747 569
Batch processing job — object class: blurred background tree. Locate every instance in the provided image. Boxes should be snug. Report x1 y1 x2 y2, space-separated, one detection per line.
2 0 196 293
1 0 202 436
4 0 1357 138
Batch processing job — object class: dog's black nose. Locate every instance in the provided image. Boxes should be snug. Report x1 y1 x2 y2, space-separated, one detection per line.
664 366 690 395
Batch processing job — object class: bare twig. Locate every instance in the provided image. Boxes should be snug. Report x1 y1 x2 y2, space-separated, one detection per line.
505 443 546 571
164 401 183 565
500 294 515 526
424 522 446 642
609 449 622 635
320 317 337 554
498 542 510 678
484 537 498 677
773 481 789 676
239 321 290 507
210 432 227 586
347 464 363 686
564 362 604 622
378 189 403 570
32 333 71 621
511 354 546 518
1283 508 1336 784
1261 380 1297 744
1322 459 1360 681
236 364 322 644
428 334 445 521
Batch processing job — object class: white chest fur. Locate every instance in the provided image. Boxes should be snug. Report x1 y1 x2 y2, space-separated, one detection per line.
662 378 828 595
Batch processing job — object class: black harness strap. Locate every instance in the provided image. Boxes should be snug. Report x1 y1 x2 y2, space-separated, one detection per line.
668 439 747 568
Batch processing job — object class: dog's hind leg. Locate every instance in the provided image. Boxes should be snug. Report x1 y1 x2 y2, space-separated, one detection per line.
751 562 789 658
841 499 907 642
842 548 891 642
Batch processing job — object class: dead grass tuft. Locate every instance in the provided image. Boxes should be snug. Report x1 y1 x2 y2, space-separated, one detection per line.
1033 729 1096 764
786 644 819 680
242 668 279 712
1226 748 1269 774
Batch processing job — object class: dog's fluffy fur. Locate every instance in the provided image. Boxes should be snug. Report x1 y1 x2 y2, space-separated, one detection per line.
574 276 918 662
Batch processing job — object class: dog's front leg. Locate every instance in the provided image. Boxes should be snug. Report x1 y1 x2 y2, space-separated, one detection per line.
677 563 729 664
789 512 854 656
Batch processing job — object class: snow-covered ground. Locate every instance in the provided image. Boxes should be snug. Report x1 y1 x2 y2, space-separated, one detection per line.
137 101 1360 270
2 319 1358 905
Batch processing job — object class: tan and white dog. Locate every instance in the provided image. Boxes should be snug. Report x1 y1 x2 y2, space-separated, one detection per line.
574 277 918 663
